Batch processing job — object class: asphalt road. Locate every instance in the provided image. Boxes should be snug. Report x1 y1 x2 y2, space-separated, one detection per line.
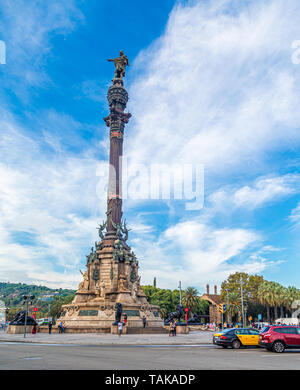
0 342 300 370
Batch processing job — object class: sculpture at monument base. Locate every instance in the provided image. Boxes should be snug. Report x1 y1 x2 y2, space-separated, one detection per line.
113 302 122 325
186 313 206 325
164 305 184 325
9 310 36 326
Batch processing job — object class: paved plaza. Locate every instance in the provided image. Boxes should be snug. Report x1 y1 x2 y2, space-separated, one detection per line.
0 330 212 345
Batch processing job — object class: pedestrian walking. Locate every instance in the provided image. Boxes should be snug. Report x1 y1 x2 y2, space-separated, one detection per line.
173 320 177 336
59 321 65 333
142 316 146 328
169 321 175 337
48 321 52 334
118 321 123 337
62 321 66 333
32 322 37 335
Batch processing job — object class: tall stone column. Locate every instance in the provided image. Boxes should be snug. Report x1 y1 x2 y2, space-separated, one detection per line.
55 52 164 333
104 79 131 239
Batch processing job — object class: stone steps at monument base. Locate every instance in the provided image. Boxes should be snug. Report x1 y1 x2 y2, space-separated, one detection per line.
126 327 168 334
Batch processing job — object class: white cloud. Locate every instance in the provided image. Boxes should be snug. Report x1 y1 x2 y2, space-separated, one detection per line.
209 174 300 212
0 0 84 94
289 202 300 227
127 0 300 178
0 111 107 288
135 219 272 291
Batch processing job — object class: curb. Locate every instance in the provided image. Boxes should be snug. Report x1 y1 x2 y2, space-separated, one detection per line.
0 338 213 346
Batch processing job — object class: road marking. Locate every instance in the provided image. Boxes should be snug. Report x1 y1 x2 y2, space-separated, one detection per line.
260 354 288 357
0 342 216 349
22 357 42 360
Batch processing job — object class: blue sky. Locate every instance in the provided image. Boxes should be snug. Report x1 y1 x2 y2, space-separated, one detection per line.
0 0 300 292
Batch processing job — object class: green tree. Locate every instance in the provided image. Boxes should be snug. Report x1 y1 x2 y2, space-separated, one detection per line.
258 281 273 322
142 286 181 315
285 286 300 316
221 272 264 303
193 299 209 315
50 294 74 320
182 287 199 317
227 292 241 322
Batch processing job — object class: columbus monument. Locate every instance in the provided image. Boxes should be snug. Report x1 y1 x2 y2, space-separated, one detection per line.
56 52 163 333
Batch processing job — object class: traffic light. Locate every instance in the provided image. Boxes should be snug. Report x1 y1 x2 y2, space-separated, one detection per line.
219 304 227 313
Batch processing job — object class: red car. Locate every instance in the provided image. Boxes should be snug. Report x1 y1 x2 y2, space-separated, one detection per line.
259 325 300 353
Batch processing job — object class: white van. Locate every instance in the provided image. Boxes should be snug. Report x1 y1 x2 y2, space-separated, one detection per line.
275 318 299 325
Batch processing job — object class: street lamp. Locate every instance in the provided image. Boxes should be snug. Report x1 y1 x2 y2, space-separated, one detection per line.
23 295 35 338
239 277 245 328
178 281 182 306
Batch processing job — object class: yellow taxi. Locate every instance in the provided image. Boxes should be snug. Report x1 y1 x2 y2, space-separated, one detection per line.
213 328 260 349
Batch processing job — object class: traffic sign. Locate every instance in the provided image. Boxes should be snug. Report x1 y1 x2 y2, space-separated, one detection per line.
185 308 189 312
33 308 38 312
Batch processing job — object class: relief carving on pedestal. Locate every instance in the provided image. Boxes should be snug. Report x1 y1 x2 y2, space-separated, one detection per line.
118 274 129 291
67 305 79 317
92 267 100 288
78 270 89 291
131 282 138 302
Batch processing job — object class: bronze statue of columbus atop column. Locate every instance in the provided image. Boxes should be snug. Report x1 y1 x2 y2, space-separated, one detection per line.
104 51 131 238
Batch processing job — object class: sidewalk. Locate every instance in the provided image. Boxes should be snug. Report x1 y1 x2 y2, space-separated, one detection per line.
0 330 213 345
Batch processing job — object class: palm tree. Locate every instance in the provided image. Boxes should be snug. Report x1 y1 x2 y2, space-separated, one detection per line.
159 307 168 320
269 282 282 320
227 292 241 322
277 285 287 318
182 287 199 317
285 286 300 316
258 281 272 322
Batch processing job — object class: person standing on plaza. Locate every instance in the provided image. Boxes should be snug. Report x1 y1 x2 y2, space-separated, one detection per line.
32 322 37 335
142 316 146 328
118 321 123 337
48 321 52 334
173 320 177 336
169 321 175 337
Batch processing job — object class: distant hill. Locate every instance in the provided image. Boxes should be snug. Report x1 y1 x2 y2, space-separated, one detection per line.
0 282 75 308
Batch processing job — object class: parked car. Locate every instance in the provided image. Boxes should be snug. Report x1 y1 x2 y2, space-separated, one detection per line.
259 326 300 352
213 328 260 349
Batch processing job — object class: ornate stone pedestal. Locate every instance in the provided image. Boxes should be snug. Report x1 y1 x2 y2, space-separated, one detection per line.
57 238 163 332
